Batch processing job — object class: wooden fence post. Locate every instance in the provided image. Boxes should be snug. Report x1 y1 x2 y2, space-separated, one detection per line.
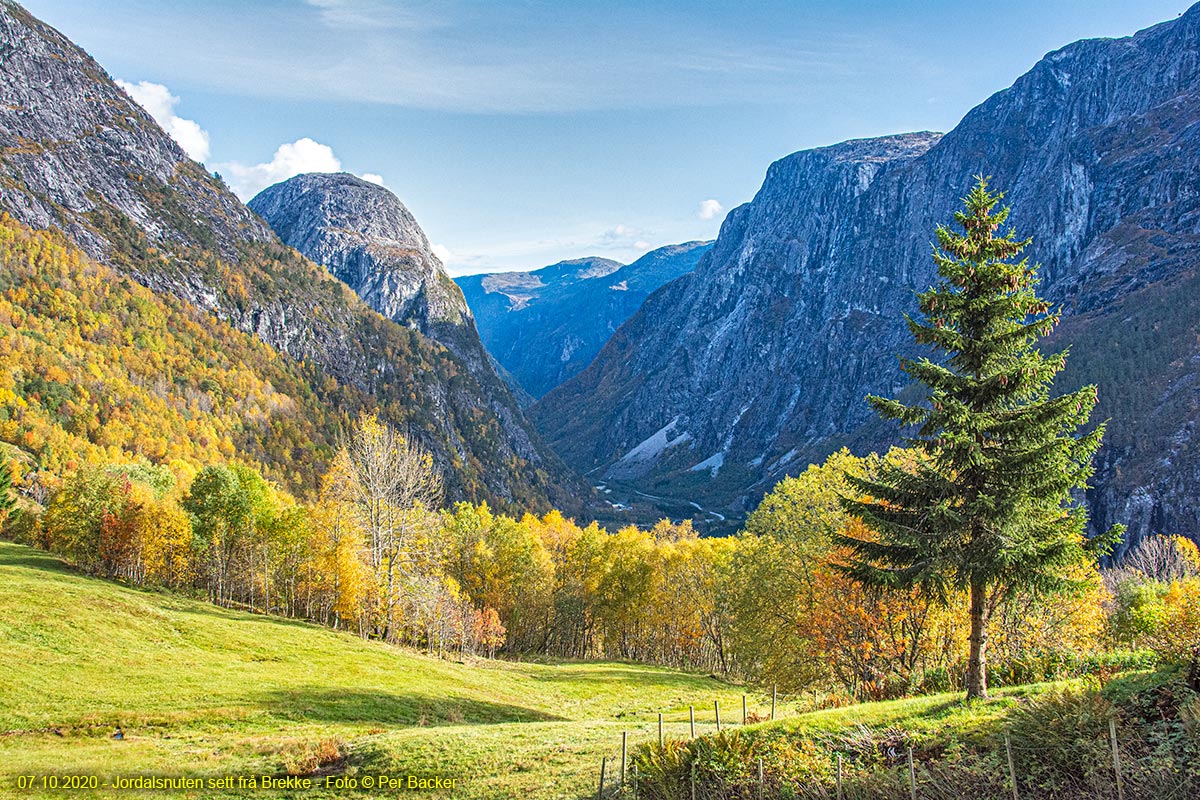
757 756 764 800
690 762 696 800
836 753 844 800
1110 718 1125 800
689 705 696 738
907 747 917 800
658 713 664 748
715 700 722 732
632 764 638 800
771 684 777 721
598 756 607 800
743 694 748 725
1005 733 1019 800
621 730 627 787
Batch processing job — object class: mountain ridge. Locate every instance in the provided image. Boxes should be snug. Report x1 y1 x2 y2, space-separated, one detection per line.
458 241 713 399
0 0 579 510
532 5 1200 549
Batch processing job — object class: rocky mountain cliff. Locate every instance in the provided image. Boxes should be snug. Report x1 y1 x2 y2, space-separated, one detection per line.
457 242 712 399
248 173 471 345
532 4 1200 550
0 0 577 510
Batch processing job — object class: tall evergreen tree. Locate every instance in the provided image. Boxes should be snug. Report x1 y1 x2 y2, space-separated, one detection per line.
839 177 1115 699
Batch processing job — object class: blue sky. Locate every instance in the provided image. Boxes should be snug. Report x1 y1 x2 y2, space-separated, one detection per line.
24 0 1193 274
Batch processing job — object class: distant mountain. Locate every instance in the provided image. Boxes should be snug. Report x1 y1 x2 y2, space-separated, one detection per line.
457 242 712 399
532 4 1200 552
0 0 578 510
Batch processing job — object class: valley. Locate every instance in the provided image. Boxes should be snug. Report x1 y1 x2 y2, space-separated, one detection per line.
0 1 1199 798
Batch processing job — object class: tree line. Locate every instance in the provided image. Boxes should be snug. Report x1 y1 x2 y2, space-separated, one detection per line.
2 424 1195 698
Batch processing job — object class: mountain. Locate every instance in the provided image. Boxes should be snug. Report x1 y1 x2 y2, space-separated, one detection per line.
0 0 577 510
248 173 471 349
457 242 712 400
532 5 1200 551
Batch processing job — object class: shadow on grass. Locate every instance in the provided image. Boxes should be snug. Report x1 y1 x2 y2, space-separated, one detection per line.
530 665 726 686
0 542 75 573
257 688 564 727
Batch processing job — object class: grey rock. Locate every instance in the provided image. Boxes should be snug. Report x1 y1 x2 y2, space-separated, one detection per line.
249 173 469 337
533 5 1200 545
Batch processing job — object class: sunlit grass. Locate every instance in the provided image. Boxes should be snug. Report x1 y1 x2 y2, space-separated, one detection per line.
0 541 771 798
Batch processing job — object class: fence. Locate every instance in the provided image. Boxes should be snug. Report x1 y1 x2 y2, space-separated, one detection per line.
587 701 1196 800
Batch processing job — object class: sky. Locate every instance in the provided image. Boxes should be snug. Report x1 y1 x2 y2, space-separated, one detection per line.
23 0 1194 275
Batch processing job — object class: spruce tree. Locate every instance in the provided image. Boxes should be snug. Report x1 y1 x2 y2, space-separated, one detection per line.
839 177 1114 699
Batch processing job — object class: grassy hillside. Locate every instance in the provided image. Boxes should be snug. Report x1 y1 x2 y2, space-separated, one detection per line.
629 671 1199 799
0 540 777 799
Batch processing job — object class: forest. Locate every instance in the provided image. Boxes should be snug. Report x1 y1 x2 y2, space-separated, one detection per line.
2 190 1199 702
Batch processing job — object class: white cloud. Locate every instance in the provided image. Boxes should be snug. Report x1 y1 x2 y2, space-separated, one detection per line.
598 224 647 247
218 138 343 200
303 0 422 30
430 243 452 263
116 79 211 163
697 198 724 220
361 173 385 186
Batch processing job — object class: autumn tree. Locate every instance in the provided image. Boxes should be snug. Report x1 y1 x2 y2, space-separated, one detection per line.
840 178 1113 699
42 468 123 574
0 459 15 525
183 465 252 606
338 413 442 641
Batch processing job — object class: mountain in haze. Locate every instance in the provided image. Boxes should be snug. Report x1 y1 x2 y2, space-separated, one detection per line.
0 0 578 510
457 242 713 399
532 4 1200 551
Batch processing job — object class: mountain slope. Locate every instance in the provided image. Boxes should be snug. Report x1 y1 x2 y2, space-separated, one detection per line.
0 0 575 509
532 5 1200 548
246 172 570 494
457 242 712 399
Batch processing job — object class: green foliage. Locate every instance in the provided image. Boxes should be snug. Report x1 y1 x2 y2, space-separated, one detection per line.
1007 685 1116 788
40 467 123 572
183 464 253 603
841 177 1109 698
0 459 13 522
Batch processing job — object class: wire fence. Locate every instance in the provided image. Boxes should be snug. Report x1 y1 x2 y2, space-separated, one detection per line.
581 703 1197 800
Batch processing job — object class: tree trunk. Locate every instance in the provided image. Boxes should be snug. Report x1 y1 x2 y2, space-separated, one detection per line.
966 579 989 699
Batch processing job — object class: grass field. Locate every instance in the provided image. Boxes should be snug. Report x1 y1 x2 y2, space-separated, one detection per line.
0 540 785 799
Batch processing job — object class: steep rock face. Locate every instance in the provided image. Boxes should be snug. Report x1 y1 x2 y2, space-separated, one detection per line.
0 0 577 510
0 3 269 260
248 173 469 339
533 5 1200 549
458 243 712 399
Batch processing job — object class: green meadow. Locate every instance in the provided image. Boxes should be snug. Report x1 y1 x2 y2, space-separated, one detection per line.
0 540 778 799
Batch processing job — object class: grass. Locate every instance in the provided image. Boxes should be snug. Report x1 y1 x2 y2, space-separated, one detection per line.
0 541 777 799
775 680 1064 742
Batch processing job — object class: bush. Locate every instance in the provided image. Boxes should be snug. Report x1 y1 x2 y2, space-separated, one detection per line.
1006 685 1116 791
